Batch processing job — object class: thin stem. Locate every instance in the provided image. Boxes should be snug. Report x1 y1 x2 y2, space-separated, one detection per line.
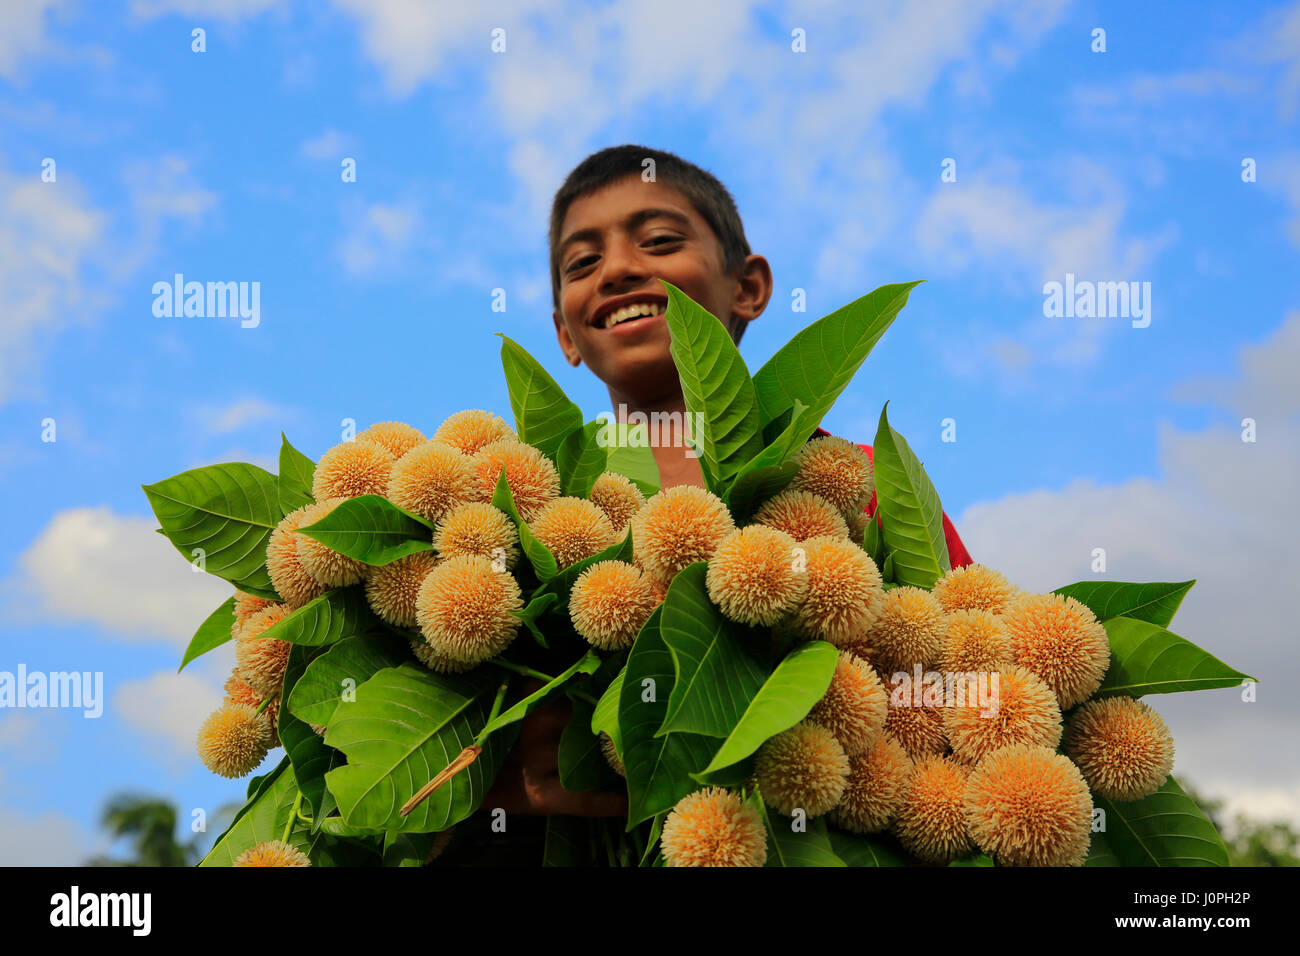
491 658 557 684
256 697 273 715
296 804 313 826
281 791 303 845
486 682 509 724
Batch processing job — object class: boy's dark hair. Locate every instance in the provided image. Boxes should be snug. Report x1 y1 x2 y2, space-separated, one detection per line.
548 145 753 341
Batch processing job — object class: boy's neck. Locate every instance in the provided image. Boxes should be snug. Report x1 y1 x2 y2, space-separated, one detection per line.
609 388 705 490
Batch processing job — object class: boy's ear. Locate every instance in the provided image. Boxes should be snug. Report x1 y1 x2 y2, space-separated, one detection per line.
553 310 582 367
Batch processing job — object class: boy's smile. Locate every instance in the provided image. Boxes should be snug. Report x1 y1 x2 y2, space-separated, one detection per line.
552 176 771 411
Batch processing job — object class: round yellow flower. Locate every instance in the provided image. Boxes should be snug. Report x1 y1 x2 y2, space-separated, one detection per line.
470 439 560 521
944 664 1062 764
197 702 273 779
433 501 519 569
754 720 850 818
631 485 735 585
789 535 885 647
940 609 1015 673
233 840 312 867
1064 696 1174 802
530 496 616 569
235 603 293 698
754 490 849 541
931 563 1017 615
1003 592 1110 709
588 471 646 533
808 650 888 755
705 525 807 626
266 505 330 610
415 555 522 665
356 421 426 459
364 552 439 629
867 586 946 672
387 440 477 524
433 409 516 456
661 788 767 867
790 435 874 515
232 590 274 636
831 735 912 834
569 560 657 650
311 438 395 500
882 694 949 760
894 755 972 864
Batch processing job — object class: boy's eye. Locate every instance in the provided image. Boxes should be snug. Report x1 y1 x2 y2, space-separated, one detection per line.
566 255 597 274
645 235 680 248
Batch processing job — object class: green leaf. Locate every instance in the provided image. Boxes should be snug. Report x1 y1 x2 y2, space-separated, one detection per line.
639 813 666 866
601 421 661 498
498 333 584 461
324 664 517 832
871 403 949 588
260 587 376 647
143 462 282 595
1096 617 1255 697
178 596 236 673
591 666 625 756
1088 775 1230 866
760 803 846 867
287 631 411 727
657 563 768 738
477 649 602 741
278 433 316 514
383 831 441 867
948 851 996 867
200 756 297 866
1053 580 1195 628
558 419 609 498
297 494 434 566
752 281 921 428
861 512 884 566
618 606 717 828
828 829 910 866
491 470 557 580
696 640 838 775
279 643 339 828
724 399 820 520
661 279 764 490
513 591 559 648
558 694 621 792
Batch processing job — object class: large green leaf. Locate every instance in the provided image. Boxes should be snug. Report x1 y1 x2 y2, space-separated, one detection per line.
279 643 340 828
287 630 412 727
752 281 921 428
760 802 846 867
297 494 434 566
591 666 625 756
558 693 621 792
143 462 281 595
200 756 298 866
278 433 316 514
324 664 516 832
1087 776 1229 866
1054 580 1195 628
828 828 909 866
662 279 764 490
491 470 557 580
696 640 838 775
657 563 768 738
724 399 820 519
178 596 236 672
260 587 376 647
1096 617 1254 697
601 421 661 498
618 607 717 828
871 403 949 588
477 649 602 740
498 333 584 461
557 419 609 498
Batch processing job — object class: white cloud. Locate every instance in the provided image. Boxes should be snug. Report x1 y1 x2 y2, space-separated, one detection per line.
1242 0 1300 121
337 200 420 277
196 396 285 434
114 670 223 759
130 0 284 20
0 806 101 866
299 127 348 160
956 312 1300 824
0 0 66 80
7 507 231 648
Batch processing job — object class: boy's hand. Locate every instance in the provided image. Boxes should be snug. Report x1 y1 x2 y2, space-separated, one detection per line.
481 679 628 817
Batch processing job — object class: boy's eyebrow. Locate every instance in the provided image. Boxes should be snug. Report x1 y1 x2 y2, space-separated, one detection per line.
558 207 692 259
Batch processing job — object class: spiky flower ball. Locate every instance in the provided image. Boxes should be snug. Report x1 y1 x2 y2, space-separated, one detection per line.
790 435 874 515
223 670 278 742
599 732 625 777
867 586 946 672
964 745 1093 866
1064 696 1174 802
470 439 561 521
197 702 273 779
754 490 849 541
530 497 616 569
588 471 645 532
808 651 888 754
434 409 516 456
415 555 522 665
434 502 519 569
883 696 949 759
364 552 439 629
754 720 850 818
705 525 807 626
932 563 1017 615
789 535 885 647
894 755 973 864
356 420 426 459
661 788 767 867
295 497 367 588
232 590 274 635
944 665 1062 764
233 840 312 867
311 438 394 500
569 560 657 650
235 603 292 698
941 609 1014 673
831 736 913 834
1003 592 1110 709
387 440 477 524
631 486 736 585
266 505 330 610
408 640 477 674
845 511 870 545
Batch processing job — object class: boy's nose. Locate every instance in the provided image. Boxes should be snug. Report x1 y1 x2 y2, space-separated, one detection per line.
597 237 648 291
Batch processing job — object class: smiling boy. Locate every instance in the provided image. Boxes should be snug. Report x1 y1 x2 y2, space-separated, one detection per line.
449 145 972 861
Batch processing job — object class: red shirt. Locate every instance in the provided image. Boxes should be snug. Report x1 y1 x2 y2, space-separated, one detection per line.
815 429 973 569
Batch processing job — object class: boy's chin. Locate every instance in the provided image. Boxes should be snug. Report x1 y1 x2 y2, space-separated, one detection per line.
597 349 682 404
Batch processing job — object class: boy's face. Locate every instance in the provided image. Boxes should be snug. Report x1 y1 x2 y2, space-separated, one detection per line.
553 176 769 406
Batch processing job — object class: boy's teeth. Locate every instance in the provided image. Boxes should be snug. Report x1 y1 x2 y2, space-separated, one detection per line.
602 301 663 328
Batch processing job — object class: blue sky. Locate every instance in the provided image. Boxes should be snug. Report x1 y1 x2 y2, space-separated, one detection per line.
1 0 1298 863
